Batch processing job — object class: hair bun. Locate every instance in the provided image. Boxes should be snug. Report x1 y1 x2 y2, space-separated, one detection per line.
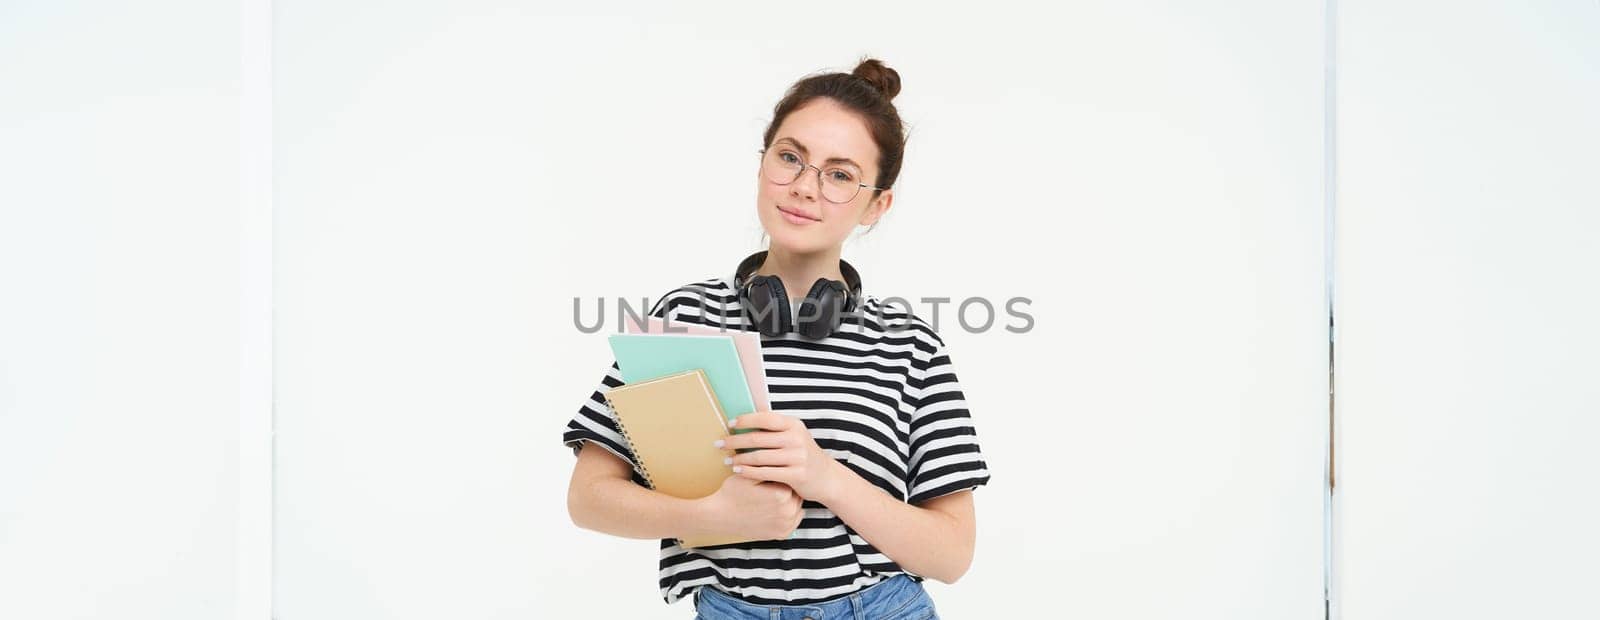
851 57 901 101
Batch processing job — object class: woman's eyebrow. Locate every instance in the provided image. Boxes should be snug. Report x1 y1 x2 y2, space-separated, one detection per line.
774 137 864 171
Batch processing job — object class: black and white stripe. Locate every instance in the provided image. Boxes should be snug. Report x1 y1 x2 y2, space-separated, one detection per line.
562 276 991 606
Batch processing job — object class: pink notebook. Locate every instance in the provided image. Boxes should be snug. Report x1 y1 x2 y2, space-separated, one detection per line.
623 315 771 411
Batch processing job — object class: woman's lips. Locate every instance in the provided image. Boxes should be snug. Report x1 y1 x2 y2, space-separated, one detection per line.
777 204 819 225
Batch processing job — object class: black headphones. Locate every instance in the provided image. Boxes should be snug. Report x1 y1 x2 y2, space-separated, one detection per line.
734 250 863 339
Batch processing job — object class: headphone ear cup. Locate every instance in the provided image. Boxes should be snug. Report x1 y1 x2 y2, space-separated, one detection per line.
797 279 846 339
741 275 792 336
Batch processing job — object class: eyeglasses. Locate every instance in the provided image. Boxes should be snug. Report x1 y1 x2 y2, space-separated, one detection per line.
759 147 884 204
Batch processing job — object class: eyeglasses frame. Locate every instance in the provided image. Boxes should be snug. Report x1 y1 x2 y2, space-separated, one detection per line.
758 147 886 204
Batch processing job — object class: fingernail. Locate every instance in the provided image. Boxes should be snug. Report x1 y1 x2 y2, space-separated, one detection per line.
713 439 725 448
731 466 743 473
729 417 739 428
723 457 733 465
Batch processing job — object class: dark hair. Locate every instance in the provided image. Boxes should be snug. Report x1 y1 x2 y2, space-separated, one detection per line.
762 57 908 201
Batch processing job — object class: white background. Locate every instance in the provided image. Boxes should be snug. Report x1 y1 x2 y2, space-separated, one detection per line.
271 2 1325 618
1332 1 1600 618
2 1 1594 619
0 1 258 618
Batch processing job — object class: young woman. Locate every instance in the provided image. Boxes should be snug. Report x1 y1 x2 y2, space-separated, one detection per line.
563 58 992 620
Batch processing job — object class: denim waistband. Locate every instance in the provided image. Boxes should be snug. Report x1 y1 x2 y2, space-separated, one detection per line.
693 573 927 620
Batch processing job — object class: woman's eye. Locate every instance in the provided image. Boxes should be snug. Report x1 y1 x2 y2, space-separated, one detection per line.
779 152 800 165
829 170 855 184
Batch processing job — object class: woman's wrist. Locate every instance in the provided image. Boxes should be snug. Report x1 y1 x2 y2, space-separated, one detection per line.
685 492 730 539
813 458 855 507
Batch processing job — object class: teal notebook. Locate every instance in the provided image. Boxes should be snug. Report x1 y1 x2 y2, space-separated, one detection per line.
606 333 757 437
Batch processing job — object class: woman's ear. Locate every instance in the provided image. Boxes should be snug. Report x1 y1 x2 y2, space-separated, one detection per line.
859 189 894 228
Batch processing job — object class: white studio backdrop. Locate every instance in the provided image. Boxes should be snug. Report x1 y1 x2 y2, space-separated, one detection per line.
0 1 266 619
272 1 1326 619
15 2 1594 619
1332 1 1600 618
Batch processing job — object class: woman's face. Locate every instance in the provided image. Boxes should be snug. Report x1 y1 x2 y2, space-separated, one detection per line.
756 97 893 255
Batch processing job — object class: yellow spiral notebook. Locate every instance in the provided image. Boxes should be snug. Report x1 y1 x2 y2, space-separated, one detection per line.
601 368 760 549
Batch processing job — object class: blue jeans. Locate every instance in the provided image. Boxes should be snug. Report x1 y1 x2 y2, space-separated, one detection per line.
692 574 940 620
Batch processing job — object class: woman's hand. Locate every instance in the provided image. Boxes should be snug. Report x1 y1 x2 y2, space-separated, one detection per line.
697 473 805 542
718 410 846 503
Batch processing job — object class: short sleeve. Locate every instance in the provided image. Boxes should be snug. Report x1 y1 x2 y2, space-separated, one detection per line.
561 361 643 470
906 334 992 505
559 294 678 486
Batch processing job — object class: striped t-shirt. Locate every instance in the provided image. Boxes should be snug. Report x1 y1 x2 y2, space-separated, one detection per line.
561 275 992 606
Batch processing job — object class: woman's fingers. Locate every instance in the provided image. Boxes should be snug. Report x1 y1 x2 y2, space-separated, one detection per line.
731 464 794 485
728 410 791 432
730 447 793 468
718 429 788 451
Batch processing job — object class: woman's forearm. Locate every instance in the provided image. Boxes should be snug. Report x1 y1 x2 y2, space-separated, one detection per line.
568 475 711 540
815 460 973 583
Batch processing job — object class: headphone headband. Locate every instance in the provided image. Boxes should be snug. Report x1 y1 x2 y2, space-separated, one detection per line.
733 250 862 312
733 250 863 338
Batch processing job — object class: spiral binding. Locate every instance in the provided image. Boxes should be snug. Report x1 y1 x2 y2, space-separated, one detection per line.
602 392 657 491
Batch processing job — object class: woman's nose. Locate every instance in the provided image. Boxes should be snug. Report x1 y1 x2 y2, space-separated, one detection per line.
789 165 821 200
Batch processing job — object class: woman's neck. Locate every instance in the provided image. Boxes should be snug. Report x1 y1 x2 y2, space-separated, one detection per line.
755 247 846 302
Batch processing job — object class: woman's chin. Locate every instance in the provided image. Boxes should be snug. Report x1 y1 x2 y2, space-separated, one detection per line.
764 229 831 254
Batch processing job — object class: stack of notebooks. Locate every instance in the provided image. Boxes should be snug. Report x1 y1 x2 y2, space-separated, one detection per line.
603 315 776 548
